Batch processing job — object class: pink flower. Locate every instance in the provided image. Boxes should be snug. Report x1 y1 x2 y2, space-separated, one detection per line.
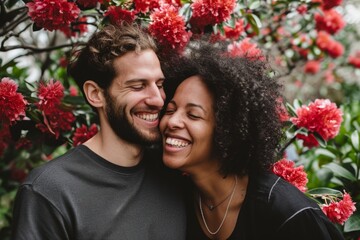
69 86 78 96
0 78 27 124
26 0 80 31
37 80 64 113
276 98 290 122
296 134 320 148
227 38 265 61
321 0 342 10
190 0 236 31
348 51 360 68
104 6 136 25
327 40 344 58
304 60 321 74
149 4 190 51
72 124 98 146
321 192 356 225
291 99 343 142
272 158 308 192
315 9 346 35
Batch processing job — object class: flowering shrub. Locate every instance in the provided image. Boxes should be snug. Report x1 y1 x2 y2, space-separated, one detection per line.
1 0 360 239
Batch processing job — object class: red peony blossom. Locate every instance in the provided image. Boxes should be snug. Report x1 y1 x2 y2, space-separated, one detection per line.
296 133 320 148
272 158 308 192
133 0 161 13
227 38 265 61
37 79 64 113
104 6 136 25
149 4 191 51
316 31 344 58
291 99 343 142
326 40 344 58
0 78 27 124
321 192 356 225
315 9 345 35
72 124 98 146
190 0 236 31
26 0 80 31
60 16 88 38
76 0 99 8
348 51 360 68
224 19 245 40
36 107 76 139
304 60 321 74
321 0 342 10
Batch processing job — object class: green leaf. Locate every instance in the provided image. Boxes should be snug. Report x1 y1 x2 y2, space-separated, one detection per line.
313 132 327 147
324 162 357 181
344 211 360 232
315 149 336 160
179 3 192 23
350 130 360 151
307 187 342 196
293 99 303 110
285 103 297 117
249 1 261 10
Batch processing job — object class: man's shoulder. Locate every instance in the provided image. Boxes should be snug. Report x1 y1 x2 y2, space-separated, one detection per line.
23 146 83 187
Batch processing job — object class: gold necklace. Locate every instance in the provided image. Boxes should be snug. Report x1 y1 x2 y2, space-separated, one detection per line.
199 175 237 235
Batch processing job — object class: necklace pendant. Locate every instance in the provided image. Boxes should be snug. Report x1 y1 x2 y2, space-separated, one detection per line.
209 205 215 211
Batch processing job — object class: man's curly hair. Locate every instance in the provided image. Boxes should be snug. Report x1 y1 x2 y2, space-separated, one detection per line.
162 41 284 176
68 23 157 109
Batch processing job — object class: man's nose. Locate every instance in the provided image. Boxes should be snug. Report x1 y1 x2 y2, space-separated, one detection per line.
145 84 165 108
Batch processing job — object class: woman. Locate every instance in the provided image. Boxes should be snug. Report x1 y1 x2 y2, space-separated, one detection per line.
160 42 344 240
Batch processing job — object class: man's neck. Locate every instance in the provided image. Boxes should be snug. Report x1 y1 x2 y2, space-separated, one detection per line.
83 130 144 167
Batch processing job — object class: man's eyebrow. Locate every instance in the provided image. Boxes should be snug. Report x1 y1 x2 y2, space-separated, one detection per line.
124 78 165 85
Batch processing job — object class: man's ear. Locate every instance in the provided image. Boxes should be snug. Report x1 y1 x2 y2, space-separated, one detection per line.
83 80 105 108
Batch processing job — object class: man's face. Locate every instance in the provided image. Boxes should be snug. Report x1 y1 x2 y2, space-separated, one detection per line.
104 49 165 145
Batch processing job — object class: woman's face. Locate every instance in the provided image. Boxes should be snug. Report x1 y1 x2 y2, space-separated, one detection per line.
160 75 216 173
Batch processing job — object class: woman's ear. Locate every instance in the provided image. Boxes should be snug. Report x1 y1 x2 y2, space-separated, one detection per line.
83 80 105 108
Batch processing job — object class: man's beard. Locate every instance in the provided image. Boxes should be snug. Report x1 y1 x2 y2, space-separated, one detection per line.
104 92 161 146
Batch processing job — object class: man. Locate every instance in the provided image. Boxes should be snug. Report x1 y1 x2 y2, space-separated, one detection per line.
11 23 186 240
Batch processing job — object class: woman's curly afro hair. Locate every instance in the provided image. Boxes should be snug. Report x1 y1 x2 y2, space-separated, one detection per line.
161 41 284 177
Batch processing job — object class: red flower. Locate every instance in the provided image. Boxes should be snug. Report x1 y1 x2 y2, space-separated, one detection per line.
348 51 360 68
304 60 321 74
272 158 308 192
60 17 88 38
227 38 265 61
133 0 161 13
37 79 64 113
296 134 320 148
0 124 11 156
26 0 80 31
36 107 76 139
316 31 344 58
223 19 245 40
291 99 343 141
15 138 32 150
72 124 98 146
0 78 27 124
76 0 99 8
297 5 308 15
326 40 344 58
321 0 342 10
315 9 345 35
69 86 78 96
321 192 356 225
149 4 191 51
104 6 136 25
190 0 236 31
276 98 290 122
